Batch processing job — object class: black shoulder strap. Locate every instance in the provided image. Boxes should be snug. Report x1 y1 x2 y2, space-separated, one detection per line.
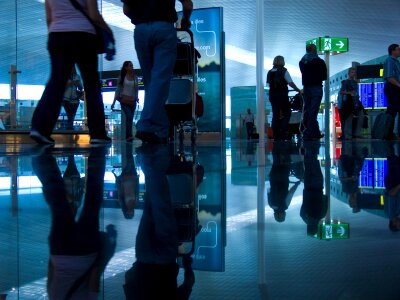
69 0 96 27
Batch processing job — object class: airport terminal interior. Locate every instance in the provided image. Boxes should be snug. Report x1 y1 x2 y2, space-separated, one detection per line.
1 1 400 299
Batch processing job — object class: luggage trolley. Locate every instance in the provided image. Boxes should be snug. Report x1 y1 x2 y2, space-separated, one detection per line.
165 29 199 144
288 91 305 140
166 148 204 256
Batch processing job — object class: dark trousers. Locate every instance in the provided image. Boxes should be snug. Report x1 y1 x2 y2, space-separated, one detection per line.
121 103 137 139
246 122 254 139
32 149 106 255
31 32 107 139
270 92 291 140
384 83 400 137
303 86 323 139
62 101 79 129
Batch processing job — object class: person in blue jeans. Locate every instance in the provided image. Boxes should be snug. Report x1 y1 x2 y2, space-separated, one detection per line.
111 61 139 142
122 0 193 144
299 44 327 141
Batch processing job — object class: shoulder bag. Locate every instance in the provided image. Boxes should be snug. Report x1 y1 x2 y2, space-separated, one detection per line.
69 0 116 61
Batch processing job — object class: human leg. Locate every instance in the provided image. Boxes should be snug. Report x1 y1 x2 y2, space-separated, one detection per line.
75 33 108 140
303 87 323 139
31 33 74 139
121 104 135 139
134 22 177 139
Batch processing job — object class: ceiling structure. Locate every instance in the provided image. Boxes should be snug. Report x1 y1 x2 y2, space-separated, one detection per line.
2 0 400 94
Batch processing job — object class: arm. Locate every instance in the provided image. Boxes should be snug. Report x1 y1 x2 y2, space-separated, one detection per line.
388 77 400 88
87 0 113 35
45 0 52 29
179 0 193 29
288 82 302 93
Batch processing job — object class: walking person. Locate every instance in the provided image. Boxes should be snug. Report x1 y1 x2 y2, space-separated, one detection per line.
243 108 255 140
62 65 83 130
111 61 139 142
122 0 193 144
383 43 400 140
30 0 113 145
267 55 302 141
299 44 327 141
338 67 365 140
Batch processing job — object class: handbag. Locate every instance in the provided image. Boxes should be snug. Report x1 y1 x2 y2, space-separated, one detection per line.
69 0 116 61
120 95 136 107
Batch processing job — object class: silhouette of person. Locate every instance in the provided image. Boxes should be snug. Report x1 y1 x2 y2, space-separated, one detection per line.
112 144 139 219
338 142 368 213
62 65 83 130
63 154 85 217
111 61 139 141
268 142 301 222
122 0 193 144
300 141 327 235
123 144 195 299
32 147 116 299
30 0 113 145
384 143 400 232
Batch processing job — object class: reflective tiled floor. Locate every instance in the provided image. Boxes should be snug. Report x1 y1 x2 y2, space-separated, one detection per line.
0 136 400 300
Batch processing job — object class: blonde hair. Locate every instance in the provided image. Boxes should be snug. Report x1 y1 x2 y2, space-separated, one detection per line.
273 55 285 67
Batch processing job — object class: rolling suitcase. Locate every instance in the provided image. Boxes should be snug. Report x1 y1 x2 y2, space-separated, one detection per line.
371 112 393 139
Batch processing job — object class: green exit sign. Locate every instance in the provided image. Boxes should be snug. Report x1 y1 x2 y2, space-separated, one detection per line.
306 37 349 53
315 222 350 240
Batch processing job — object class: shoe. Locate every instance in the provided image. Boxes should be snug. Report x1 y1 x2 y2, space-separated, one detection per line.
30 130 55 145
90 136 112 144
135 130 168 144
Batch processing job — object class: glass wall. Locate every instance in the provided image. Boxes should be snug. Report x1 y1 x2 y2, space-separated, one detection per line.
0 0 137 132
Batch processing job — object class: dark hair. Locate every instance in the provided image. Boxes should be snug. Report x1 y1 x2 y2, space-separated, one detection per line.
118 61 134 87
388 44 399 56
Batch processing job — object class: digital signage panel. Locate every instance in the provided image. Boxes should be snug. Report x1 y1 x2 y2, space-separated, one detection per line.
374 82 387 109
358 83 373 109
358 159 374 188
374 158 387 189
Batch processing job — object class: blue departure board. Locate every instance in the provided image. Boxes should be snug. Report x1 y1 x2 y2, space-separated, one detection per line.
358 159 374 188
358 83 373 109
374 82 387 109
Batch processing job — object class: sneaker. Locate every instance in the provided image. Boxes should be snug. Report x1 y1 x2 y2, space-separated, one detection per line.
90 136 112 144
30 130 55 145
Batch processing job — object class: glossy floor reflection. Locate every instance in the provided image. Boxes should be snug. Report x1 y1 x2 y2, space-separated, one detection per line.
0 138 399 299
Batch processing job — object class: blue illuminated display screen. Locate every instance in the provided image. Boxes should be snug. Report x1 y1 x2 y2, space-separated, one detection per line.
374 159 387 189
359 159 373 188
374 82 387 109
358 158 387 189
358 83 373 109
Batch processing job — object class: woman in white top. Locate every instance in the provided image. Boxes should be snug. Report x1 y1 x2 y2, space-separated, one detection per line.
112 61 139 142
30 0 114 145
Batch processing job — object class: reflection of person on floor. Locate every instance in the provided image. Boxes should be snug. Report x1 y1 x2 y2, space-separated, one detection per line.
268 143 301 222
300 142 327 235
124 144 194 300
62 65 83 130
32 148 116 299
245 141 256 166
63 154 85 217
243 108 255 140
338 142 367 213
384 144 400 232
112 144 139 219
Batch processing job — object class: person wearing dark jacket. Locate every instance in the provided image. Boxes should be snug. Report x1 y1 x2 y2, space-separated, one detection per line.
267 55 302 141
299 44 327 141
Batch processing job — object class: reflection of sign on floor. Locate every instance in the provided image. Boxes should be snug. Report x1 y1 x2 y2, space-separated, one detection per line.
194 220 218 260
315 222 350 240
